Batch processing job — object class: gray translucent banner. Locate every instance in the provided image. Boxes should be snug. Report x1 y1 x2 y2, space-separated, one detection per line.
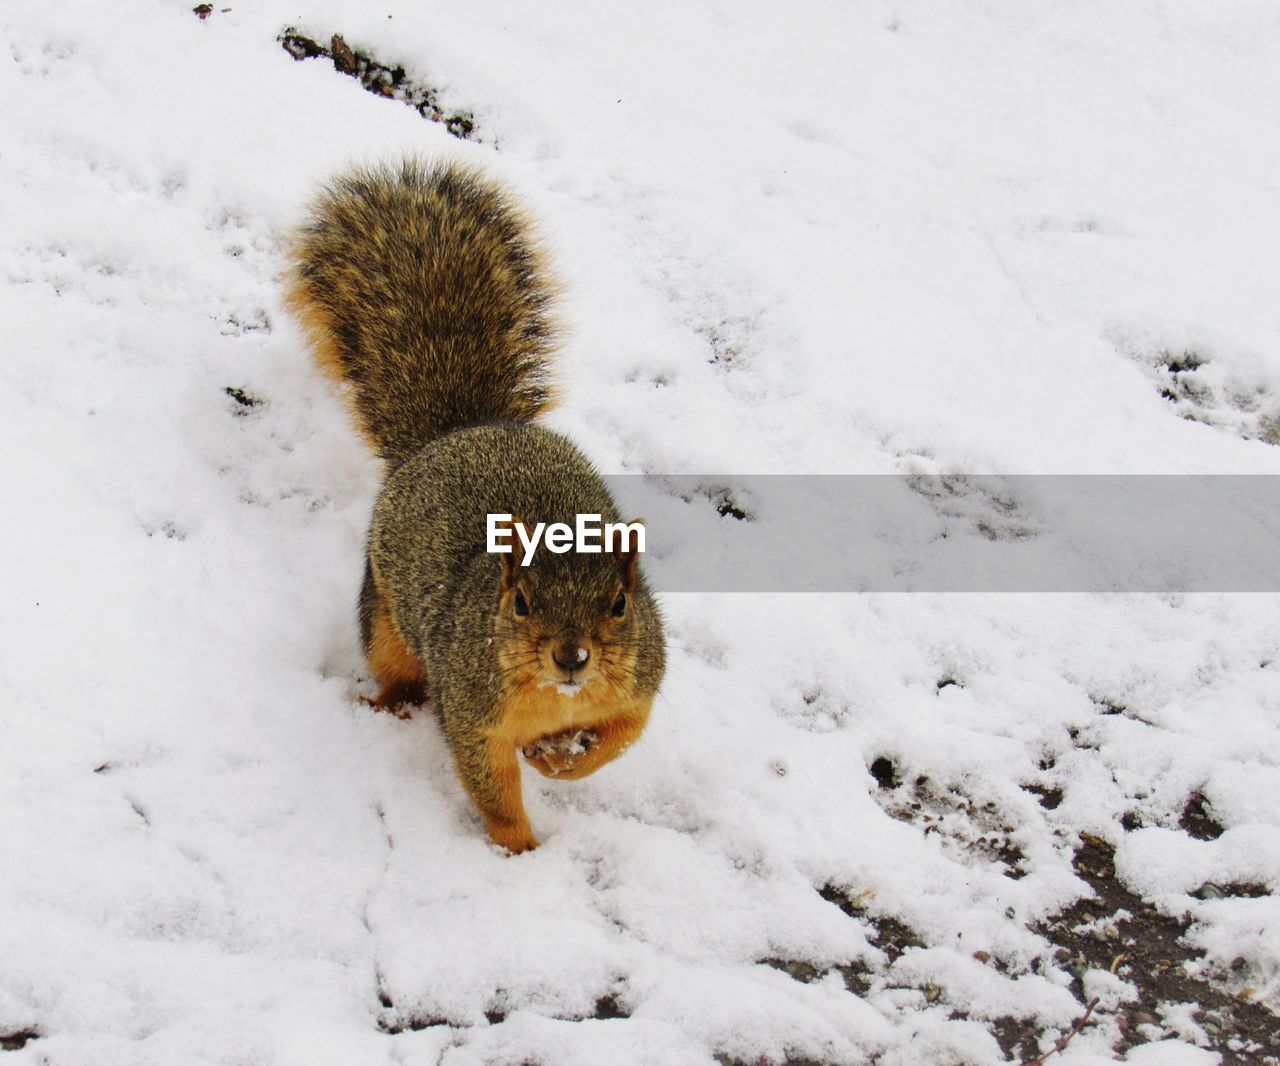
599 475 1280 592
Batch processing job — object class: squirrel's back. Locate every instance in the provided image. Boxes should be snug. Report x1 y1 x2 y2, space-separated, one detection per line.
284 158 557 468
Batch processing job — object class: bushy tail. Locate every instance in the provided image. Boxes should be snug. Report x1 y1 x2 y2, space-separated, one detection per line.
284 158 558 468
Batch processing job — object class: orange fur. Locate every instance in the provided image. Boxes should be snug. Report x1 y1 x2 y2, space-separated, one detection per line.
456 580 652 849
366 591 426 710
493 679 650 755
473 681 652 851
520 710 650 782
282 273 385 457
475 733 537 854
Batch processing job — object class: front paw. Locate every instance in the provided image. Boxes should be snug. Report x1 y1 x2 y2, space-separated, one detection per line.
486 819 539 854
522 728 598 777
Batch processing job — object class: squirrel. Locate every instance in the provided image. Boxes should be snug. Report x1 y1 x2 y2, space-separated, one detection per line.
284 158 666 854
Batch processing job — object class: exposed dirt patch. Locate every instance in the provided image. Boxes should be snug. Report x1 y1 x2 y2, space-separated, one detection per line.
279 29 475 139
377 990 629 1036
378 1011 450 1035
0 1030 39 1051
591 994 630 1020
812 882 927 997
869 771 1027 879
813 880 1107 1064
1179 790 1226 841
868 755 899 790
1023 783 1063 810
758 885 926 1003
715 493 749 520
1037 834 1278 1064
224 385 262 412
1192 881 1271 901
807 798 1277 1063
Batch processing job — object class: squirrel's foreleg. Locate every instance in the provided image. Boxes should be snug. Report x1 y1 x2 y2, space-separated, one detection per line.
445 722 539 854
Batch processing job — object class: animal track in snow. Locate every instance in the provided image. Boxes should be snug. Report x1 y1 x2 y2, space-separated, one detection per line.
1111 325 1280 446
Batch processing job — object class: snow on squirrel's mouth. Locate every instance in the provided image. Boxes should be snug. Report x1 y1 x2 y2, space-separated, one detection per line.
538 678 586 698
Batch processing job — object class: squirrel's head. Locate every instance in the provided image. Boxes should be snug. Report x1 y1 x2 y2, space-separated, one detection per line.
493 518 645 698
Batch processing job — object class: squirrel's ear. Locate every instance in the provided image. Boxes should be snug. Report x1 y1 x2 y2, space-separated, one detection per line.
494 515 526 592
612 517 644 593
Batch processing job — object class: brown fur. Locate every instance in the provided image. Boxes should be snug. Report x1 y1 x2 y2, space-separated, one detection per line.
282 279 384 456
364 586 426 711
286 160 666 852
284 158 559 470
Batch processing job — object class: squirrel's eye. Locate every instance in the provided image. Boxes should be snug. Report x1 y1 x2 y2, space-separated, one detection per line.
611 591 627 618
513 589 530 617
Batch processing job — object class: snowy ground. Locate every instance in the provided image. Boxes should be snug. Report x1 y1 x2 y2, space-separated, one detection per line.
3 1 1280 1063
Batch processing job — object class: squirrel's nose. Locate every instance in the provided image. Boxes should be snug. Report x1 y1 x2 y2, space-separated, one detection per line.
552 641 590 671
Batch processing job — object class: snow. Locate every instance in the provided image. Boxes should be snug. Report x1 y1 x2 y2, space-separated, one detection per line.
3 0 1280 1063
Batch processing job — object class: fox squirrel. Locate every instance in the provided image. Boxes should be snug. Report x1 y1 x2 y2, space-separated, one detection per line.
284 158 666 853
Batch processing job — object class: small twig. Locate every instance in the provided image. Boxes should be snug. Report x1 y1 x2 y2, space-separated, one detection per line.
1019 997 1100 1066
